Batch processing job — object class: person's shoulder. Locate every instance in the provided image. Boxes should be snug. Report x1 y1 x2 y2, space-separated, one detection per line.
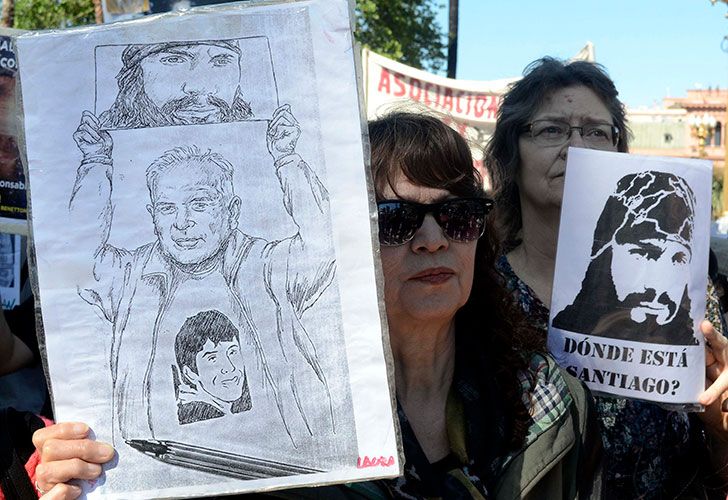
177 401 223 425
519 353 577 436
226 230 267 265
521 352 596 443
495 354 602 499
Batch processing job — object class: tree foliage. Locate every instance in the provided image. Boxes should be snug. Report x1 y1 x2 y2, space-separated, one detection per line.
355 0 446 73
7 0 448 72
13 0 95 30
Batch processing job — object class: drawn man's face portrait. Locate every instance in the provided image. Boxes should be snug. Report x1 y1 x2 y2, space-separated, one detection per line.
147 163 240 266
552 170 699 346
140 44 241 124
101 41 253 129
184 337 245 403
611 237 691 325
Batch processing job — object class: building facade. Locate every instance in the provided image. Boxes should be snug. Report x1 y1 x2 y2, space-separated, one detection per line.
629 88 726 172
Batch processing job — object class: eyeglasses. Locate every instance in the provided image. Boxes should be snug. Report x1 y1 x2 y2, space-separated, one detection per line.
522 119 619 149
376 198 494 246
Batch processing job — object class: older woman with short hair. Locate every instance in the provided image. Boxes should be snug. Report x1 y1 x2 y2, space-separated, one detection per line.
486 56 728 499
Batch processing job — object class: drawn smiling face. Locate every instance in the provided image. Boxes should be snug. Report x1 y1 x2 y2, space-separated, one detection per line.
147 163 239 266
189 338 245 403
140 44 241 124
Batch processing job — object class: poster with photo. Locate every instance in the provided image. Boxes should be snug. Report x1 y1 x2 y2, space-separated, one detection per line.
549 148 711 408
17 1 400 498
0 30 28 232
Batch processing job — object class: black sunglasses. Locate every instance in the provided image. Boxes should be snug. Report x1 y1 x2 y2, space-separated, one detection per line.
376 197 494 246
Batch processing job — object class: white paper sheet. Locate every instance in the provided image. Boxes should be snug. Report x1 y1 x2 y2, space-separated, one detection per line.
17 1 400 497
549 148 711 408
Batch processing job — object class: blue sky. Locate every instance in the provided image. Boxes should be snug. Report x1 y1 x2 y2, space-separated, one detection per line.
436 0 728 108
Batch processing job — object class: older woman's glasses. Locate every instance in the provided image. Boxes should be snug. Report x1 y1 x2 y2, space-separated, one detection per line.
523 119 619 149
377 198 493 246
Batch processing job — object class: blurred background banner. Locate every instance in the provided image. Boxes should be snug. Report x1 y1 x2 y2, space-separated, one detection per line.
362 44 595 188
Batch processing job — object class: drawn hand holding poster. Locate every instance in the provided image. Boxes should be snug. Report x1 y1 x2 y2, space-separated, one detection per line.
17 1 400 498
549 148 711 409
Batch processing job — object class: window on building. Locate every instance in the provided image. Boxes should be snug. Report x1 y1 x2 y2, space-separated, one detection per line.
715 122 722 147
664 133 673 144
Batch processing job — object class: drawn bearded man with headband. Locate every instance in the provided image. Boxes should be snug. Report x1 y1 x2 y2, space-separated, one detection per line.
99 40 253 129
553 170 699 346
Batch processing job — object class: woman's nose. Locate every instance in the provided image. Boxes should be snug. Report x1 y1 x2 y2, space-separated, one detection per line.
411 214 448 253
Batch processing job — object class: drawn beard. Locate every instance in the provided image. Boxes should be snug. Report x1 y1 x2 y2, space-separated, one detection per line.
618 288 678 325
161 94 234 124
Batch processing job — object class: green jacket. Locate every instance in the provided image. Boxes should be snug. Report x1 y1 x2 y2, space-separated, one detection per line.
491 358 603 500
272 355 603 500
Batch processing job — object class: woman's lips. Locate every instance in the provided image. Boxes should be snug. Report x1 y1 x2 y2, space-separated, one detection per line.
410 267 455 284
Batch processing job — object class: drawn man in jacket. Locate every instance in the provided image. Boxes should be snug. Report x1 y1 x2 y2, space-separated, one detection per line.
70 105 340 446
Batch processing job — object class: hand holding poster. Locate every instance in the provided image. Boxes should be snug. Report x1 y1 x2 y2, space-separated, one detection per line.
548 148 711 409
17 1 400 497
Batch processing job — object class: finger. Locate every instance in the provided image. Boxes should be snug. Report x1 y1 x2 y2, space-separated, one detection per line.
699 370 728 406
267 114 287 134
272 112 296 129
80 111 100 129
271 103 291 120
75 124 102 144
271 127 296 143
101 129 113 143
40 438 114 463
36 459 103 490
701 320 727 348
705 344 717 367
706 362 722 382
33 423 89 451
40 482 83 500
269 109 297 132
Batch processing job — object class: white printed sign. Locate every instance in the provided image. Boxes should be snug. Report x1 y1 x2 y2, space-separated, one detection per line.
549 148 711 408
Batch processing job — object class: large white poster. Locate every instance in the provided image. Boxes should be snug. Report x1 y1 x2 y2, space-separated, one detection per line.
17 1 400 498
549 148 711 408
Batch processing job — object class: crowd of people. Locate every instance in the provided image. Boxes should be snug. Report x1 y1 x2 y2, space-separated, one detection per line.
1 54 728 500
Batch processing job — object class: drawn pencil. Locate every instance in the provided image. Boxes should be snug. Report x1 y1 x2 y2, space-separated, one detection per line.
127 439 322 479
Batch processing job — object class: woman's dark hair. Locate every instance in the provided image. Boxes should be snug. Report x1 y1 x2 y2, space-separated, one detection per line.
485 57 630 249
368 111 542 450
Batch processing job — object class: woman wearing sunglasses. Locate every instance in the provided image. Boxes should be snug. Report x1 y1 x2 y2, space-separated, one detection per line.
364 111 601 498
486 57 728 499
29 112 603 499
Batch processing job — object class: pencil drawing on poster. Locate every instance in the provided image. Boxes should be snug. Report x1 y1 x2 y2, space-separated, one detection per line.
552 170 699 346
94 37 278 129
68 36 354 479
173 309 253 425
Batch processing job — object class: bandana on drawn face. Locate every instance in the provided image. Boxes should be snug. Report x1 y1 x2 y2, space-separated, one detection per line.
590 171 696 261
120 40 242 69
